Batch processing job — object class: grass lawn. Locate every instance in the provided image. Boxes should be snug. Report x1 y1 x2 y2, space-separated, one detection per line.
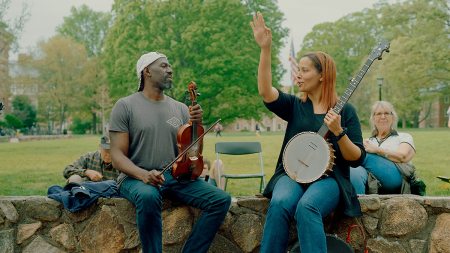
0 129 449 196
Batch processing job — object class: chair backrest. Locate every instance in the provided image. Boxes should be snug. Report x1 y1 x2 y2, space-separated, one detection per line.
215 142 262 155
214 141 265 192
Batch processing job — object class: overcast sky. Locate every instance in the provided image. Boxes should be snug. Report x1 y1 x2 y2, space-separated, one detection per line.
6 0 386 86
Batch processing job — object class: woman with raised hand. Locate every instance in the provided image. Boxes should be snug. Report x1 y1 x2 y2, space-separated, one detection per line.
250 12 366 253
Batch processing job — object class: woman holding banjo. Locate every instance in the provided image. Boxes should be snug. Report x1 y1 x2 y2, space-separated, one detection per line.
251 12 366 253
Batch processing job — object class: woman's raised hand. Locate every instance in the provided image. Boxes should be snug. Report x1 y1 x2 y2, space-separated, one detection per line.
250 12 272 49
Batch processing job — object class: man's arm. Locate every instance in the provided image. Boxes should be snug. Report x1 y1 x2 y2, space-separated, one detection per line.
63 154 89 179
110 131 164 186
63 152 103 181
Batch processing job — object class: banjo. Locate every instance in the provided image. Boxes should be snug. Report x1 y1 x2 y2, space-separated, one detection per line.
283 41 390 184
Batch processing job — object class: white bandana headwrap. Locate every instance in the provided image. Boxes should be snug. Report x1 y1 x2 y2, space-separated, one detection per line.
136 52 167 90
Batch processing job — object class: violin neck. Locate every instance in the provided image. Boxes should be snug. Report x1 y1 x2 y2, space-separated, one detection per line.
191 101 198 141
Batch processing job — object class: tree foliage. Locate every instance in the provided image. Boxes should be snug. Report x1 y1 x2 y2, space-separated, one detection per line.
4 114 22 130
25 36 94 134
0 0 28 53
56 5 113 134
296 0 449 127
10 95 36 128
102 0 288 124
56 4 112 57
0 0 28 110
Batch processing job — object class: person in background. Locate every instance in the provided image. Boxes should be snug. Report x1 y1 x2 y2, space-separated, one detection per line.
251 12 365 253
447 105 450 128
199 158 225 189
199 158 211 181
350 101 416 194
208 159 225 190
63 136 119 184
214 122 223 137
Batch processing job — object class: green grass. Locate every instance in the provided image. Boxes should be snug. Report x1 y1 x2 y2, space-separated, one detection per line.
0 130 449 196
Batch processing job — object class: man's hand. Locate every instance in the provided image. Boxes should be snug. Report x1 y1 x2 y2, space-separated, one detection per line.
189 104 203 123
85 169 103 182
140 169 165 186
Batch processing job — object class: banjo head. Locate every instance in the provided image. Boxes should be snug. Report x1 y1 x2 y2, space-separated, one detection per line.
283 132 334 184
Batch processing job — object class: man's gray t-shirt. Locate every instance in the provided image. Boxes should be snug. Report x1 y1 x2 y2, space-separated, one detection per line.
109 92 189 182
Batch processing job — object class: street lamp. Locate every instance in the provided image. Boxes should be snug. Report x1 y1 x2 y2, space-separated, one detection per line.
377 77 384 101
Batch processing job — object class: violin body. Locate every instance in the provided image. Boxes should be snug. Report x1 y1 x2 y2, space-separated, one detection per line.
172 81 205 180
173 124 205 180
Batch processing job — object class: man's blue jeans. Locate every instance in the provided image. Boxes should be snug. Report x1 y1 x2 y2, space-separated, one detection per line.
119 170 231 253
261 175 340 253
350 153 403 194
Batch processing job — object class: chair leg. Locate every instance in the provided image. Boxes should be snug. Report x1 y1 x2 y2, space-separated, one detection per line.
260 177 263 193
224 178 229 191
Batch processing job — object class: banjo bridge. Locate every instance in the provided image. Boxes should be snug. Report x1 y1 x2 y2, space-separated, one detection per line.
297 159 309 168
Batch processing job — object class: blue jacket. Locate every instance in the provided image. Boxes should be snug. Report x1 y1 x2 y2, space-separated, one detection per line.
48 180 120 212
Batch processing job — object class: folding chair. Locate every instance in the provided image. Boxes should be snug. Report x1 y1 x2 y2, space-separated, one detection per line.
215 141 266 193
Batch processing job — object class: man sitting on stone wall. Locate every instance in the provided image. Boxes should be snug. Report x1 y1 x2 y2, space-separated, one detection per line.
63 136 119 183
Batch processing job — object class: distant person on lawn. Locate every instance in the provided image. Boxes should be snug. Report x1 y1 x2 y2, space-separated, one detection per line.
63 136 119 183
447 105 450 128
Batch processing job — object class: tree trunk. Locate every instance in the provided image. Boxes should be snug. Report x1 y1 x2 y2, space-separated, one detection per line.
92 112 97 134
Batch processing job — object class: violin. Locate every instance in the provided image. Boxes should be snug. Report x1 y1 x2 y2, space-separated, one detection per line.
172 81 205 180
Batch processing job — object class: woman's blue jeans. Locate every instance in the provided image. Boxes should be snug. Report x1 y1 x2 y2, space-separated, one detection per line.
350 153 403 194
261 175 340 253
119 170 231 253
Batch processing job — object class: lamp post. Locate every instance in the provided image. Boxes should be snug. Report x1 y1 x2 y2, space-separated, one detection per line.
377 77 384 101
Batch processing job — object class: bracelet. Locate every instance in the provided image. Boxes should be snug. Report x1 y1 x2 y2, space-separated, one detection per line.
335 128 347 141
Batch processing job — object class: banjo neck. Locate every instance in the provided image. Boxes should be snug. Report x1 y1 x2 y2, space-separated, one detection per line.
318 41 391 138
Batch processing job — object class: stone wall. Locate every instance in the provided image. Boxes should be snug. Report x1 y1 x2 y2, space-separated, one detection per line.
0 195 449 253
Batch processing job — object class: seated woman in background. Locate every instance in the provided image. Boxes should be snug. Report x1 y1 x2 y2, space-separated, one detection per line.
199 158 225 190
208 159 225 190
199 159 211 181
350 101 416 194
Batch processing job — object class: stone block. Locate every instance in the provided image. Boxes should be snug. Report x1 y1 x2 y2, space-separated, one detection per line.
50 223 77 250
0 229 14 253
0 200 19 223
380 198 427 237
429 213 450 253
79 205 125 253
17 221 42 244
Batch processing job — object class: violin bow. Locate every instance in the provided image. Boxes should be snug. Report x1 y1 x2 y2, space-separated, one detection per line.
158 119 221 175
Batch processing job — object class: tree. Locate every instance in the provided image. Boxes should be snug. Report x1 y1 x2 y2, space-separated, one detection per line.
11 95 36 129
26 36 93 134
57 4 112 133
56 4 111 57
296 0 449 127
4 114 22 130
0 0 28 112
102 0 288 124
377 0 449 127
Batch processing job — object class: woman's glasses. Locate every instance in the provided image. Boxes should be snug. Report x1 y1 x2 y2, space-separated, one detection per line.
374 112 392 117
